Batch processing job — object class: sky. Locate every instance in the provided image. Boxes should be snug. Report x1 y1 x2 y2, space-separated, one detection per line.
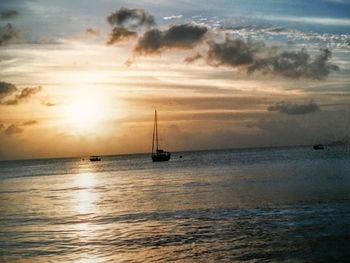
0 0 350 160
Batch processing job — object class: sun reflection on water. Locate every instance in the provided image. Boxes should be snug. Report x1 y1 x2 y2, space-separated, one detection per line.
75 172 96 188
73 172 97 215
74 257 101 263
71 168 101 261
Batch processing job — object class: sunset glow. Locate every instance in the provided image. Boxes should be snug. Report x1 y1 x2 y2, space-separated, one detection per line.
64 89 111 133
0 0 350 160
1 2 350 262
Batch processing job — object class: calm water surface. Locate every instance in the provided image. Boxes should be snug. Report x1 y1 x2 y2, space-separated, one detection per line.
0 146 350 262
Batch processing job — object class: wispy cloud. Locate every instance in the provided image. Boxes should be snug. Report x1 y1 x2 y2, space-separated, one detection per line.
22 120 38 126
4 124 23 135
41 97 56 107
85 28 100 36
260 15 350 26
0 82 42 105
163 15 183 20
0 10 19 20
0 23 18 46
268 100 320 115
2 86 42 105
326 0 350 4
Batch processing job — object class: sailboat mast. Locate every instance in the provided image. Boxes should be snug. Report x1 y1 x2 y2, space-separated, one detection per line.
155 110 159 151
152 110 156 154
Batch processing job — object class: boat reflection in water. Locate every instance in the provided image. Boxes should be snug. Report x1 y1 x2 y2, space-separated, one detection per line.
151 110 171 162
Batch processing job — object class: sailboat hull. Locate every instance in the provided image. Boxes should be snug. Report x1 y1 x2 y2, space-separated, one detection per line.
152 153 171 162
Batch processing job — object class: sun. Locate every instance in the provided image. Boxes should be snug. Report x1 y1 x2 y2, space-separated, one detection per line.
64 89 110 133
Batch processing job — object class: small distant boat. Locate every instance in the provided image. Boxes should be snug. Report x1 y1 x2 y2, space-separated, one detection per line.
313 144 324 150
89 156 101 161
151 110 171 162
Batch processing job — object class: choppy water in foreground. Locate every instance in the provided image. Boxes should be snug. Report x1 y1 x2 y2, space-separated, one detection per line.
0 146 350 262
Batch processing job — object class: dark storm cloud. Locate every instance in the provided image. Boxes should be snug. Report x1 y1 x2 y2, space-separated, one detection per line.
0 10 19 20
107 7 155 29
0 23 18 46
22 120 38 126
267 100 320 115
187 35 338 79
105 8 338 79
248 48 339 79
134 24 208 54
1 85 42 105
0 81 17 99
200 37 263 67
107 27 137 45
4 124 23 135
107 7 155 45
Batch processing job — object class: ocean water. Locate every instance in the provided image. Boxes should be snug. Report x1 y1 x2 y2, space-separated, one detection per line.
0 146 350 262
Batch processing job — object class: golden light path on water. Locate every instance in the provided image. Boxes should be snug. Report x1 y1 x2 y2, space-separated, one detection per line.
1 148 350 262
71 166 101 263
74 172 97 214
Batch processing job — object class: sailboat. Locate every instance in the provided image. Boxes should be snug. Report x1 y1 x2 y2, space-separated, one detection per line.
151 110 171 162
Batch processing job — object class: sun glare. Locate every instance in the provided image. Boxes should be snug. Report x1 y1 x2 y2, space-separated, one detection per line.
64 89 110 133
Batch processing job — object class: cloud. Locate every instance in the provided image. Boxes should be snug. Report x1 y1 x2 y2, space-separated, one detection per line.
326 0 350 4
1 85 42 105
249 109 350 146
199 37 260 67
134 24 208 55
260 14 350 27
248 48 339 79
0 23 18 46
187 36 338 79
107 7 156 29
0 81 17 99
107 7 155 44
267 100 320 115
106 9 207 51
0 123 4 130
15 86 42 100
22 120 38 126
127 95 272 111
86 28 100 36
107 27 137 45
41 97 56 107
106 8 339 80
163 15 183 20
0 10 19 20
4 124 23 135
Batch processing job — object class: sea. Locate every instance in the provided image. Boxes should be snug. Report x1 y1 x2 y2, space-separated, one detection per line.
0 146 350 262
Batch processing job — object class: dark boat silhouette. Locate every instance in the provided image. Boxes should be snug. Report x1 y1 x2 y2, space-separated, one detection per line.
89 156 101 161
151 110 171 162
313 144 324 150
